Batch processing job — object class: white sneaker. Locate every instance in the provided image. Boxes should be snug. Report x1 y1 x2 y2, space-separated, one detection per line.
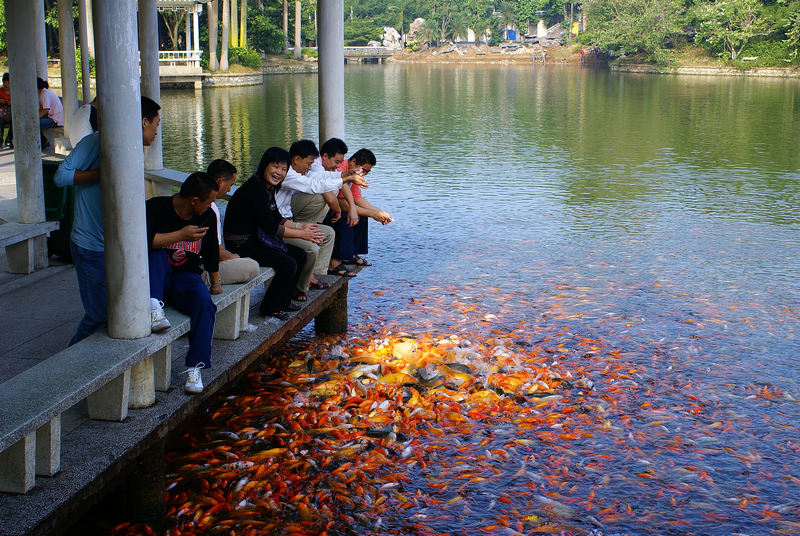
184 363 205 394
150 298 171 333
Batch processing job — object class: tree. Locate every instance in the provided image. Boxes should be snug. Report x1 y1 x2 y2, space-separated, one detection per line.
231 0 239 47
221 0 230 70
208 1 219 70
583 0 684 55
294 0 302 59
693 0 774 59
162 9 187 50
240 0 248 46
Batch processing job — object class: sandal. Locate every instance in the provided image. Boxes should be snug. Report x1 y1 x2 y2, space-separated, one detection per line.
310 280 331 290
292 290 308 302
327 263 357 277
267 310 288 320
344 255 372 266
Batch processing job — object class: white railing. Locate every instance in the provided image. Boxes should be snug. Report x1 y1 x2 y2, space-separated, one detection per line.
159 50 202 69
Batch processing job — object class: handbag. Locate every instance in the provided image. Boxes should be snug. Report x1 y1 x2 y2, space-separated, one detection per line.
257 228 287 253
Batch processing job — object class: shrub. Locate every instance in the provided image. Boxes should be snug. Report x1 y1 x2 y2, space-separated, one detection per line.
229 46 262 68
75 47 95 84
302 47 318 58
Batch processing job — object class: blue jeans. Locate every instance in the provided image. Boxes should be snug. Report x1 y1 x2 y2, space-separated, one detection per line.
39 117 57 129
149 250 216 368
69 241 107 346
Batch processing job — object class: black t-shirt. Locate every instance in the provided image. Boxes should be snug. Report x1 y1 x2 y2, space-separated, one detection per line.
145 196 219 274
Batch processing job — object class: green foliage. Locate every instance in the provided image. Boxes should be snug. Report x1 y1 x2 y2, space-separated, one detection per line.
229 46 262 67
732 36 798 66
302 47 319 57
583 0 684 55
344 18 383 45
249 5 286 54
0 3 6 55
74 47 95 83
407 40 422 51
692 0 775 59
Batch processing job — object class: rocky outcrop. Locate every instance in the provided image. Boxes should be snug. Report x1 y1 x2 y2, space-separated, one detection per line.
383 27 402 49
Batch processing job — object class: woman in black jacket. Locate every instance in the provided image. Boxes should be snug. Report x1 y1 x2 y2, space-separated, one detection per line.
223 147 324 319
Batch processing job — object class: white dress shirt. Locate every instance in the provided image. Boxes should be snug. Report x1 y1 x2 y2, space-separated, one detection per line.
275 165 343 218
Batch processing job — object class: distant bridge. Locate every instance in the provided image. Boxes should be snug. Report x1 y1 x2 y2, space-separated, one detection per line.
293 46 397 63
344 46 396 62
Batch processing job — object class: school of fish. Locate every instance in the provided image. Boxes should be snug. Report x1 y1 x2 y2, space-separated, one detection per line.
107 282 800 536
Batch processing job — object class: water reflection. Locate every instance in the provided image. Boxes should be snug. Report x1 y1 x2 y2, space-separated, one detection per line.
150 66 800 534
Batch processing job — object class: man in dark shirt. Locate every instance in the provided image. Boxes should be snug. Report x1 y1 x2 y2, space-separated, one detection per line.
146 172 221 394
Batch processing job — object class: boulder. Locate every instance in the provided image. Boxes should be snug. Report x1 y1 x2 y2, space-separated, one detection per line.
382 27 402 49
407 18 425 42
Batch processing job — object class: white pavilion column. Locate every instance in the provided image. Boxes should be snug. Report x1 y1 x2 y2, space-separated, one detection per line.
193 9 200 57
79 0 93 101
92 0 150 339
6 2 46 229
138 0 163 170
186 11 192 52
317 0 345 142
58 0 80 131
33 0 48 80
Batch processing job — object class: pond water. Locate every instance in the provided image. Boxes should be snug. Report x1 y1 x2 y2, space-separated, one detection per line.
147 64 800 536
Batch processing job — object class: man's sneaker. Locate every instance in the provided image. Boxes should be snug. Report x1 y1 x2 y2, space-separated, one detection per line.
150 298 171 333
184 363 205 394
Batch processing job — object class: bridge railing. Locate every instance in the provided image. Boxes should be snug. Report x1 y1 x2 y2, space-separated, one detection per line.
159 50 202 69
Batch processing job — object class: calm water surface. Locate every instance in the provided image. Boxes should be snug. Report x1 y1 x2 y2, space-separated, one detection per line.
155 65 800 535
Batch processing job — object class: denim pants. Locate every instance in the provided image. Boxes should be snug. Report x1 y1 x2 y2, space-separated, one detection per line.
149 249 216 368
325 210 369 261
69 241 107 346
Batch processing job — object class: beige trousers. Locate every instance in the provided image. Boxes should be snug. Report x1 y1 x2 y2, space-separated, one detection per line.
291 192 330 224
283 224 335 292
203 256 260 285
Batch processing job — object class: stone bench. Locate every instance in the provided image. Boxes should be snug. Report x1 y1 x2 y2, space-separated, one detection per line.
42 126 64 153
0 266 274 493
0 221 60 274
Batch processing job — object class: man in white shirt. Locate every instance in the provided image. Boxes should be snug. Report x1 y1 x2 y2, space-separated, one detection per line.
278 139 366 286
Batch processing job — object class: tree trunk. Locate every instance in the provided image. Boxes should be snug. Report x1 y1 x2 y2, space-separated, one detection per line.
231 0 239 47
208 0 219 70
293 0 302 60
283 0 289 54
221 0 230 70
240 0 247 47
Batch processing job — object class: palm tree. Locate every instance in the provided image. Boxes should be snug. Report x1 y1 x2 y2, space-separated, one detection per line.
239 0 247 47
283 0 289 54
293 0 302 59
208 0 219 70
230 0 239 47
221 0 230 70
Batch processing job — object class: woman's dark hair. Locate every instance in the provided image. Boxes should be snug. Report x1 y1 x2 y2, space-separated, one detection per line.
36 77 49 90
2 73 9 83
255 147 291 185
349 148 376 166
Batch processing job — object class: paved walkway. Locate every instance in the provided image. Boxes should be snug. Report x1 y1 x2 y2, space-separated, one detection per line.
0 148 81 383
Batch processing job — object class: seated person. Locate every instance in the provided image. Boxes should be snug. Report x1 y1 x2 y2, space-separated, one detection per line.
325 149 391 269
146 172 221 394
223 147 316 320
205 159 259 284
280 139 367 282
37 77 63 150
0 73 11 148
67 96 98 148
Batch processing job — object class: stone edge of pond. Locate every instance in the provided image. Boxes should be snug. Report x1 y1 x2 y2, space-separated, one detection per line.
611 63 800 78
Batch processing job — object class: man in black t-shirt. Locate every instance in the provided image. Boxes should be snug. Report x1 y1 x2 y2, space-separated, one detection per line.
146 172 221 394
